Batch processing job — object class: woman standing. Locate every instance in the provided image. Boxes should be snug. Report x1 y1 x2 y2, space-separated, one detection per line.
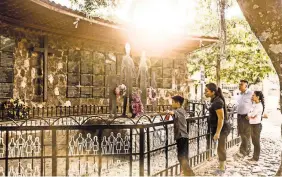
247 91 264 161
205 83 231 175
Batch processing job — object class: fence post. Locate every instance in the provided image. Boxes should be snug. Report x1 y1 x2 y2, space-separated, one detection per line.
147 128 151 176
52 129 57 176
139 128 145 176
98 129 103 176
202 104 206 116
165 125 169 176
197 119 200 165
129 128 133 176
5 130 8 176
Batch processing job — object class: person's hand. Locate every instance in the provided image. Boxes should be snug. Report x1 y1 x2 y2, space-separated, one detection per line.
213 133 220 141
166 110 174 115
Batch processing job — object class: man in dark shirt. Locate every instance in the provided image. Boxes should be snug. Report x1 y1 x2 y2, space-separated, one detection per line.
167 95 195 176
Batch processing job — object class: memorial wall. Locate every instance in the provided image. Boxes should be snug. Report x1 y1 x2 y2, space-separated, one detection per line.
0 34 188 107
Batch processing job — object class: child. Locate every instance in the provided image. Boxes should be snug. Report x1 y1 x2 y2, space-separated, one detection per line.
167 95 195 176
247 91 264 161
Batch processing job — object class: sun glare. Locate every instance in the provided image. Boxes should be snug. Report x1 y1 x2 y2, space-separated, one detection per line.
130 0 196 36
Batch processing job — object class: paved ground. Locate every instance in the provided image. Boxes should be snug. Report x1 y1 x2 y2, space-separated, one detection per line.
194 109 282 176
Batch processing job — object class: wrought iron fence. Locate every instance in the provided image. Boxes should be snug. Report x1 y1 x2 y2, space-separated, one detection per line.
0 107 239 176
0 100 236 121
0 105 172 121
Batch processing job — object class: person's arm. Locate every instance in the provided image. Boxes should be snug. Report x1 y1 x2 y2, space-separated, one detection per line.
214 108 224 140
248 105 260 119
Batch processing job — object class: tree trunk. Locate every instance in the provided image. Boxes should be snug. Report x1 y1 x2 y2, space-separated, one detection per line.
236 0 282 175
217 0 226 86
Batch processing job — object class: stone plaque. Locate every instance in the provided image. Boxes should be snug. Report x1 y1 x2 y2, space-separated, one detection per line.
67 61 79 73
1 51 13 67
163 58 173 68
93 88 104 97
67 87 80 98
0 83 13 98
0 67 13 83
81 51 93 74
94 64 105 75
93 75 104 87
163 78 172 89
81 75 92 86
81 87 92 98
93 52 105 75
67 73 79 86
0 36 14 99
69 50 81 61
81 61 93 74
157 79 163 88
151 67 162 78
163 68 173 78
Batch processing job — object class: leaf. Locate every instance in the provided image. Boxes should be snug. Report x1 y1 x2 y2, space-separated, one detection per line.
188 16 274 84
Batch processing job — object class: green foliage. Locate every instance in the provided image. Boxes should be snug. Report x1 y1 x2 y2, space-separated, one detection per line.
69 0 120 22
189 17 274 84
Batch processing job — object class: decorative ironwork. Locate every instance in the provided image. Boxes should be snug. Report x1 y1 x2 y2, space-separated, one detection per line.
7 135 41 157
68 132 130 155
0 102 238 176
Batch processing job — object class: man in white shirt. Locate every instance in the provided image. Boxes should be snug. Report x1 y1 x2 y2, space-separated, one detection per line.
237 80 253 156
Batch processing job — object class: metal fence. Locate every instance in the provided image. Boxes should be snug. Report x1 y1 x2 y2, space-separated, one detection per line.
0 105 172 121
0 105 239 177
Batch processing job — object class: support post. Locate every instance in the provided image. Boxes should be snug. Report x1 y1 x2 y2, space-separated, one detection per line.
43 36 48 101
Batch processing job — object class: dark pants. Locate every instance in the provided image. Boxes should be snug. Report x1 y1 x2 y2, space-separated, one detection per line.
217 132 228 161
176 138 195 176
122 96 135 117
237 114 251 155
251 123 262 160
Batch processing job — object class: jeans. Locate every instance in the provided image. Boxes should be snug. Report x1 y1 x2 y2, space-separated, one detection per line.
176 138 195 176
237 114 251 155
250 123 262 160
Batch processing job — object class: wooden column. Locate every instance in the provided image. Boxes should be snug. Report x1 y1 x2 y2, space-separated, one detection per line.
43 36 48 101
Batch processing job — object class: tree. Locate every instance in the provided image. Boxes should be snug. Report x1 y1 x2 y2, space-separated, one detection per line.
235 1 282 175
69 0 121 22
188 17 274 85
218 0 227 86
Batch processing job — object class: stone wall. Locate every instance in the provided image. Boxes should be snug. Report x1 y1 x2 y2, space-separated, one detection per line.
0 27 189 107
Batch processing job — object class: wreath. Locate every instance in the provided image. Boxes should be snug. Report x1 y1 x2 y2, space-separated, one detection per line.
2 98 29 119
114 84 127 97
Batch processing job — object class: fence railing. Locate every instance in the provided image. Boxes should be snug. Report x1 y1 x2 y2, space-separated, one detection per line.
0 107 239 176
0 105 172 121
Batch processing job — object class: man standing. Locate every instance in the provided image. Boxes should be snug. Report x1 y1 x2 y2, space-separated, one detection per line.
237 80 253 156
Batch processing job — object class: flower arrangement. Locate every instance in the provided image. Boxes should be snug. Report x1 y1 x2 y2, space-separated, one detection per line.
114 84 127 97
2 98 29 119
131 92 144 117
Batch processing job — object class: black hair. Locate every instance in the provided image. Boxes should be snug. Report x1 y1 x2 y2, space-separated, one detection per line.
240 80 249 87
172 95 184 106
205 83 228 119
254 91 265 115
